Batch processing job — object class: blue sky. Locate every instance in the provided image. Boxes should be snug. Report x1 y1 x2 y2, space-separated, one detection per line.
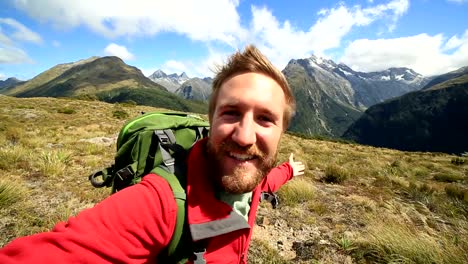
0 0 467 81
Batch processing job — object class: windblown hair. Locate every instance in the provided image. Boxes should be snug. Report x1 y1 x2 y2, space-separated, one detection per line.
208 45 296 129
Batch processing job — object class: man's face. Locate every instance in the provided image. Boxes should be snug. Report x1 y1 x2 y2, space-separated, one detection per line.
207 72 286 194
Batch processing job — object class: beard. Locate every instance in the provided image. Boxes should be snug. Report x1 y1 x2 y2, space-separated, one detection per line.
206 139 277 194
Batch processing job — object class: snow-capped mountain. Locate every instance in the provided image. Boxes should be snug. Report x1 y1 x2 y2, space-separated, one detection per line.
148 70 190 93
283 55 431 137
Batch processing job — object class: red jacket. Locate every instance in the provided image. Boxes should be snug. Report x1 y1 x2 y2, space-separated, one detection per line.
0 139 293 263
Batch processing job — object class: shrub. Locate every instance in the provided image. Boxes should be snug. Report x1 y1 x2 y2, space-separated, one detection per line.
57 108 76 114
112 109 129 119
451 157 466 165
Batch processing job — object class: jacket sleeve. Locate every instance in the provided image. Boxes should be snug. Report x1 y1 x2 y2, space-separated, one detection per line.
262 162 294 193
0 174 177 264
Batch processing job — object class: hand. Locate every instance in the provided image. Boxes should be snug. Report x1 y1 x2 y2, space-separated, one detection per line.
289 153 305 177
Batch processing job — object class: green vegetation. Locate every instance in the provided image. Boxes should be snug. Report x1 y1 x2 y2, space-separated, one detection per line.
57 108 76 114
343 79 468 154
248 239 289 264
0 180 27 208
1 96 467 264
112 109 129 119
96 87 208 114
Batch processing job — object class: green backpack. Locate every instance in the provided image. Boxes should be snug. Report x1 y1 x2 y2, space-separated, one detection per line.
89 111 209 262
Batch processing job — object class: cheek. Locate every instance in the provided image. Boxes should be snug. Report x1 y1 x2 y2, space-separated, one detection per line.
257 128 282 153
209 122 233 144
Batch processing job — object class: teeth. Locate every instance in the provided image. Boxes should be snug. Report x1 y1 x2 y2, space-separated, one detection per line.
230 152 254 161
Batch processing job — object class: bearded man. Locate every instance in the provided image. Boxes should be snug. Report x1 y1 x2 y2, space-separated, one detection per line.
0 45 305 264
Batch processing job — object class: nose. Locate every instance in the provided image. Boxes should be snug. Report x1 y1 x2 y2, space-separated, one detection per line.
231 115 256 147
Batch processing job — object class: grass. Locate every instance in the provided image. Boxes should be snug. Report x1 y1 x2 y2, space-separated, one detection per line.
1 96 467 264
277 177 314 206
0 180 28 208
353 216 468 264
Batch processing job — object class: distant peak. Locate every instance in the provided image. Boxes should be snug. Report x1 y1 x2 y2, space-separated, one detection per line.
180 72 189 79
149 69 167 78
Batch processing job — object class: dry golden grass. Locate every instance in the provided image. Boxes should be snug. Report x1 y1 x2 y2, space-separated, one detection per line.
1 95 467 263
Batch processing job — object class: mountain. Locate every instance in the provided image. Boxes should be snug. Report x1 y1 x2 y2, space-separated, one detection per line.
147 70 190 93
284 56 430 137
175 77 212 101
0 77 24 93
2 56 207 114
4 57 100 96
421 66 468 90
284 59 362 137
342 66 468 154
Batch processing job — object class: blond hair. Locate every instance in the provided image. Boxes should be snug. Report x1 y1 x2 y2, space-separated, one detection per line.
208 45 295 129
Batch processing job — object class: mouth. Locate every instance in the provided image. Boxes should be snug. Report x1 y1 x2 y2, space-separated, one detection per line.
228 152 256 161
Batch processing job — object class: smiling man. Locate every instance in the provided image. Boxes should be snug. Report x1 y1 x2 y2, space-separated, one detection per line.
0 45 304 264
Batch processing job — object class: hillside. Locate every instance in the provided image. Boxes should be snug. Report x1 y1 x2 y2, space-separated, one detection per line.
343 69 468 154
1 57 207 114
1 95 466 263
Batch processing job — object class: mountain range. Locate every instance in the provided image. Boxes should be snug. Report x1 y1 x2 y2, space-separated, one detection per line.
283 55 431 137
148 70 212 101
147 70 190 93
343 67 468 154
1 54 466 153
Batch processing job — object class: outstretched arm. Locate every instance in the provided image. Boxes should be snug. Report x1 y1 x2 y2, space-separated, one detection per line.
262 153 305 192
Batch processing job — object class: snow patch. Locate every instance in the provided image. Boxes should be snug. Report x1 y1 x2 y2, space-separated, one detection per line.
381 75 391 81
339 68 353 76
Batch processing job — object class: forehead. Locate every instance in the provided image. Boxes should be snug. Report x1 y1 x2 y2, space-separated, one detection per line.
217 72 286 113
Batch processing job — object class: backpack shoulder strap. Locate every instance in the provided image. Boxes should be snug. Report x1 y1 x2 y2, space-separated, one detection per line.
151 166 188 261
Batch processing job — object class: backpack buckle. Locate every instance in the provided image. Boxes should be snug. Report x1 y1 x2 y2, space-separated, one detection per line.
193 248 206 264
116 165 134 181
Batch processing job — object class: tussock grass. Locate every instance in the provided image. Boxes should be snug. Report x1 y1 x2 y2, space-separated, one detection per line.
322 164 349 184
0 144 29 170
33 150 73 177
277 178 314 206
354 217 468 264
445 184 468 202
0 180 28 208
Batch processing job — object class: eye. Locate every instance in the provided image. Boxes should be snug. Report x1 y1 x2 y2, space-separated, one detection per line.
257 114 274 125
221 109 240 117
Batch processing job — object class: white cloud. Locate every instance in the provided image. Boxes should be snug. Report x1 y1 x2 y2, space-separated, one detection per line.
0 18 42 44
340 31 468 76
104 43 135 60
0 72 5 80
151 46 230 78
0 18 40 64
246 0 409 70
0 46 31 64
12 0 244 45
163 60 188 74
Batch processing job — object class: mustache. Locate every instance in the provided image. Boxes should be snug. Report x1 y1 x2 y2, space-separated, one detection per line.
219 141 266 158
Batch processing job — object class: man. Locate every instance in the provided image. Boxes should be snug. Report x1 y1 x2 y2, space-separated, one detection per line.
0 45 304 263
